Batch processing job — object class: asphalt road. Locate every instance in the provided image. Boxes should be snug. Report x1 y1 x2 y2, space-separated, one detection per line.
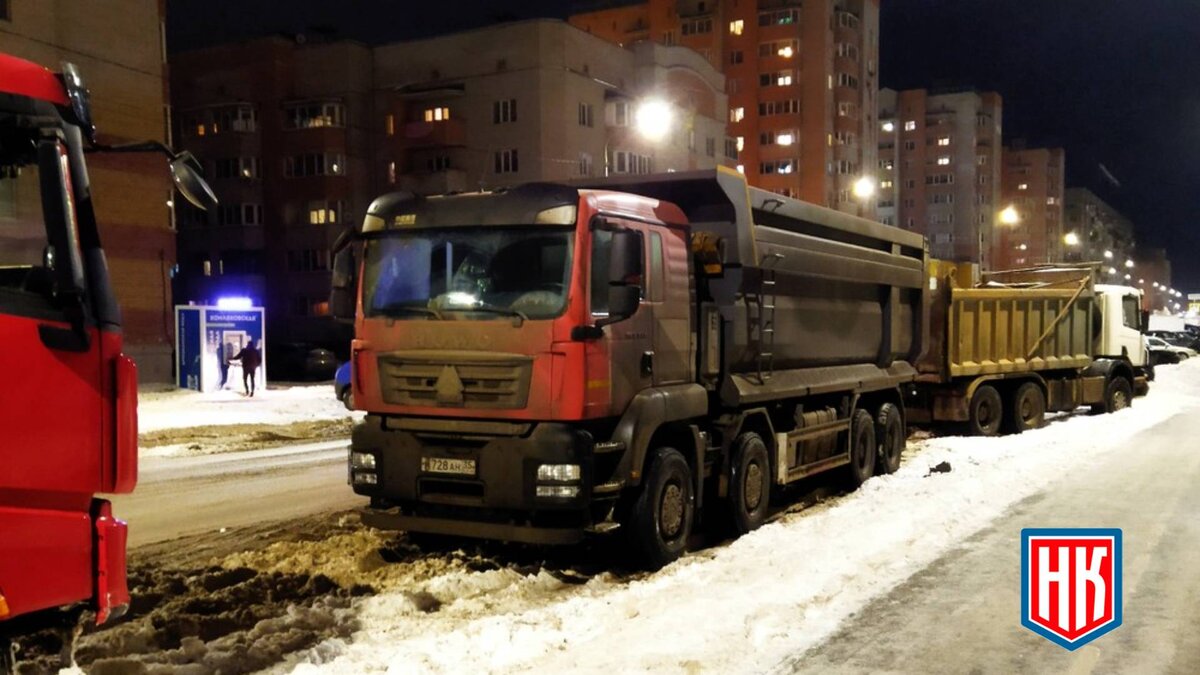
111 439 361 547
786 411 1200 675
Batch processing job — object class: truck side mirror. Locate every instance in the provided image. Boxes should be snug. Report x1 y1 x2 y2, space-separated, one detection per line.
169 152 218 211
1140 309 1150 333
330 230 358 324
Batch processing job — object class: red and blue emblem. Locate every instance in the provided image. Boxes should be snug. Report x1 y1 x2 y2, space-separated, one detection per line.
1021 528 1122 650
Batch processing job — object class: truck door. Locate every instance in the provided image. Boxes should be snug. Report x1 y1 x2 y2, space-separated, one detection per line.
646 228 692 385
591 223 653 413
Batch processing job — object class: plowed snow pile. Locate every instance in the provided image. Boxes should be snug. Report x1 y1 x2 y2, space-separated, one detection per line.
271 361 1200 674
138 385 361 456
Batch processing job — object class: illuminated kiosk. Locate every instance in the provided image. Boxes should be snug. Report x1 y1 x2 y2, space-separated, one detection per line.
175 298 266 392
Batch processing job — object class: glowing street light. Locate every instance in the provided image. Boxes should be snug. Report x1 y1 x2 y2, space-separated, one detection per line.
1063 231 1080 247
1108 267 1118 275
1125 259 1134 269
1124 273 1132 280
881 120 895 133
852 176 877 200
1017 243 1028 251
1139 279 1145 284
1103 250 1114 260
999 205 1020 225
634 99 673 142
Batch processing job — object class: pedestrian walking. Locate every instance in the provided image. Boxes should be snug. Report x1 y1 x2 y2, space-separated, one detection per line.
230 340 262 397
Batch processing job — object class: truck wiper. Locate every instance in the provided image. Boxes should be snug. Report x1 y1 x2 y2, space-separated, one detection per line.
462 304 528 326
378 303 443 320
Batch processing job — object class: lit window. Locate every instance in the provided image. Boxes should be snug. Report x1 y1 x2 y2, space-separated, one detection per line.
730 107 745 123
937 156 951 166
385 114 395 136
736 164 745 174
937 137 950 146
1018 183 1029 191
777 133 794 146
736 136 745 152
904 121 916 131
729 19 744 35
424 107 450 122
881 180 894 189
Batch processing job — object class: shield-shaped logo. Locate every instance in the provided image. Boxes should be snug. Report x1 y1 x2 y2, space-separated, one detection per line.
1021 528 1122 650
435 365 465 405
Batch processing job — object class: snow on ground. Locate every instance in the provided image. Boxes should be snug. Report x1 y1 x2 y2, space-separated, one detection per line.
139 384 353 434
272 360 1200 675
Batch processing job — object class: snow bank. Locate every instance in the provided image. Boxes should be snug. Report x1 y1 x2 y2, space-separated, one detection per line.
138 384 358 434
284 361 1200 674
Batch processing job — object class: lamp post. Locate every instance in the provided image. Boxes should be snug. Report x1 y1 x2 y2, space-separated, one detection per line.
605 98 674 177
852 176 876 218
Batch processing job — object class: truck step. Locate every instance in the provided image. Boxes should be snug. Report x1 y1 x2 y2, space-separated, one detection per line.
593 480 625 495
586 522 621 534
593 441 625 453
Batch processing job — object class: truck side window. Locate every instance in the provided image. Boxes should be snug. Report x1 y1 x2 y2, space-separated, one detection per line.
1122 296 1140 330
649 231 664 303
0 165 54 301
590 229 613 317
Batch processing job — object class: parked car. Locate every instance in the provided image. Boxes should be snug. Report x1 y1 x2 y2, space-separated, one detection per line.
1145 335 1190 363
335 361 353 409
1147 330 1200 352
267 342 339 381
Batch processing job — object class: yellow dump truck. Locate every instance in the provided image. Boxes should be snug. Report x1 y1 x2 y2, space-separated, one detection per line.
907 262 1150 435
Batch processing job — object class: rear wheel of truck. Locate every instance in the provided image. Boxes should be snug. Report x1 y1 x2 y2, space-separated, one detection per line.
625 447 694 569
1092 376 1132 414
728 432 771 535
875 403 905 475
1006 382 1046 434
845 409 877 487
968 384 1003 436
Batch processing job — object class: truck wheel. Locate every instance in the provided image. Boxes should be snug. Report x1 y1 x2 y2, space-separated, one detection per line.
875 403 905 475
728 432 771 535
626 447 694 569
968 384 1003 436
1092 377 1132 414
846 409 877 487
1007 382 1046 434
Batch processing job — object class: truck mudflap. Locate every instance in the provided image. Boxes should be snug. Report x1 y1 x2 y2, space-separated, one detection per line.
92 500 128 625
361 510 585 546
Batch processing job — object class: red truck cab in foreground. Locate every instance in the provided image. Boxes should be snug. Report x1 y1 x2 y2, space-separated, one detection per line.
0 53 214 668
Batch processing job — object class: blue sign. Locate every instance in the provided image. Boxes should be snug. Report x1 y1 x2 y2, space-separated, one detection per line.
175 304 266 392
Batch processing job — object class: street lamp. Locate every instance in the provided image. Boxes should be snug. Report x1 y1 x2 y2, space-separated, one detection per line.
1063 231 1080 247
1108 267 1118 275
634 99 673 142
1125 259 1134 269
852 176 876 200
1103 250 1114 260
999 205 1020 225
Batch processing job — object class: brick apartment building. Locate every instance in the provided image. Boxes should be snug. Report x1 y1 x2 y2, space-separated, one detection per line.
877 88 1003 265
172 20 729 347
570 0 880 213
1063 187 1136 280
994 146 1065 270
1135 247 1173 313
0 0 177 381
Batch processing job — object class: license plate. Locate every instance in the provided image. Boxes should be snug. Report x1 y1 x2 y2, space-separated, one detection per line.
421 456 476 476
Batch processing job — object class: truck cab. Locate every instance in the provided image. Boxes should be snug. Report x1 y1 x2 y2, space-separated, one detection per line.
0 53 214 663
1094 284 1148 369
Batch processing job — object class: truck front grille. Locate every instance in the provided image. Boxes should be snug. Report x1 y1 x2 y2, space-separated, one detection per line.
377 351 533 409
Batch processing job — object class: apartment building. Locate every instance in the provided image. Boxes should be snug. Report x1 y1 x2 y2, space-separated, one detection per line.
1135 247 1173 313
1063 187 1136 283
994 146 1065 269
375 19 730 196
0 0 176 381
172 20 728 348
171 38 375 347
877 88 1003 265
571 0 881 213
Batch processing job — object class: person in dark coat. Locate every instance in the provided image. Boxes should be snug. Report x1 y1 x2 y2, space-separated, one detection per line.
230 340 263 396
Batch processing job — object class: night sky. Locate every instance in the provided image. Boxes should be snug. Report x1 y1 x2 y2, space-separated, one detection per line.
169 1 1200 289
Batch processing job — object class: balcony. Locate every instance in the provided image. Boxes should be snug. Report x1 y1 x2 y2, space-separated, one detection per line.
395 119 466 149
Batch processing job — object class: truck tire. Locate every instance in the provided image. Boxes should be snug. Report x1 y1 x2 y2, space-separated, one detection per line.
625 447 694 569
728 432 771 535
1092 376 1132 414
968 384 1003 436
846 409 877 487
1006 382 1046 434
875 403 905 475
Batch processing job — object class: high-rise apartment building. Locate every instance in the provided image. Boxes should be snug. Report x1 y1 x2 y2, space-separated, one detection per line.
571 0 881 213
171 38 376 347
995 146 1065 269
1063 187 1136 281
172 20 729 349
877 88 1002 264
0 0 177 381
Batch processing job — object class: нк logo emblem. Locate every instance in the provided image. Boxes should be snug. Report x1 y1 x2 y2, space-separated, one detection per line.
1021 528 1122 650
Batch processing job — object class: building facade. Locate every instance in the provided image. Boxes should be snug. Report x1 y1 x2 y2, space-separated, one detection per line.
171 38 375 347
375 20 730 196
570 0 881 213
877 88 1003 264
1134 247 1173 313
172 20 729 348
0 0 177 381
994 146 1065 270
1062 188 1136 283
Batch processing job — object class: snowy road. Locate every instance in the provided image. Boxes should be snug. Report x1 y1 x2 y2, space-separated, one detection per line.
112 439 359 546
789 409 1200 674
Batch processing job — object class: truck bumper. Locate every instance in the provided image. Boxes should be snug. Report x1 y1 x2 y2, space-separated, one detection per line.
350 415 604 543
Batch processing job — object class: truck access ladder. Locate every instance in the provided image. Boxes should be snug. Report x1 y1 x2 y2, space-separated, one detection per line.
751 253 784 384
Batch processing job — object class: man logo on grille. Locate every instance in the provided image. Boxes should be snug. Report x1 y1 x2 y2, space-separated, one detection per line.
1021 528 1122 650
435 365 465 405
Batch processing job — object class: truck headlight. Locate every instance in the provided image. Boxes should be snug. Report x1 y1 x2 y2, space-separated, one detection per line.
537 464 581 482
536 485 580 499
352 472 378 485
350 451 377 470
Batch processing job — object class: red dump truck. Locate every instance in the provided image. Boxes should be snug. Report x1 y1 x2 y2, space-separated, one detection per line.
333 169 1147 567
0 54 215 669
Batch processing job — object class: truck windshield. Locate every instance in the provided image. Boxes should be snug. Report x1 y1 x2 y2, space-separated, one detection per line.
363 226 573 321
